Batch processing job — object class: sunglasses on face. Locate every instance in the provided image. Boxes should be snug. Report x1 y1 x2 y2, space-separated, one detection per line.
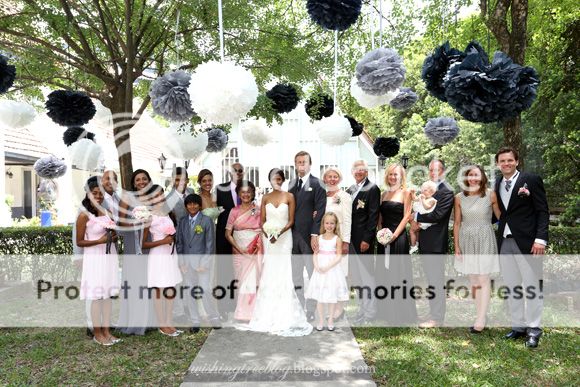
233 168 244 173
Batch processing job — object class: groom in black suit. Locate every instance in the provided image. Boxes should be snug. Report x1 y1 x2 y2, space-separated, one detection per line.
288 151 326 321
412 159 454 328
495 147 549 348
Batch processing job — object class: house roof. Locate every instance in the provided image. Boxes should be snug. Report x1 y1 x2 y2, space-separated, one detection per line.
3 126 51 165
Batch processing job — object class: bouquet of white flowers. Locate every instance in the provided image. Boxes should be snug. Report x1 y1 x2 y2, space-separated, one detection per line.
132 206 151 222
376 228 393 245
263 221 283 240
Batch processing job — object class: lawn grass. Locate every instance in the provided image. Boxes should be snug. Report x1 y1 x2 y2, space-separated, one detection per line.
0 327 208 385
353 327 580 386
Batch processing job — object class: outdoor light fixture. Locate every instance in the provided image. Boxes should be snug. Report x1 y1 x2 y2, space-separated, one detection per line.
158 153 167 172
5 170 13 179
401 154 409 169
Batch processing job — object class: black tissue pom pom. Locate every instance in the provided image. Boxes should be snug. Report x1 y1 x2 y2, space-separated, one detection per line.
389 87 418 110
345 115 363 136
46 90 96 126
305 93 334 120
266 84 300 114
421 41 465 101
206 127 229 152
306 0 362 31
444 50 539 123
0 54 16 94
63 127 95 146
373 136 400 158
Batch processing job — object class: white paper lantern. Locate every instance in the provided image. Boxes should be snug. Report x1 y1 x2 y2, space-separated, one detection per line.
317 114 352 146
240 118 272 146
0 100 36 128
68 138 102 170
188 61 258 125
350 77 398 109
166 122 208 159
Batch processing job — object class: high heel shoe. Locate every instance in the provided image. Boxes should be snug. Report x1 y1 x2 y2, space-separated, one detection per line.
159 328 180 337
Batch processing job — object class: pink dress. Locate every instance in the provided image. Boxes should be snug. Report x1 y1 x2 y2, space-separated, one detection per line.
147 215 183 288
80 215 120 300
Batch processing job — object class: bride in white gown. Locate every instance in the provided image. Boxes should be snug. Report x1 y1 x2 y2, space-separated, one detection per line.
245 169 312 336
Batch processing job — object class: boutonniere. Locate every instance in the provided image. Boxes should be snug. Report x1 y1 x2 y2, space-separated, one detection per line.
306 187 313 192
251 207 257 216
357 199 365 209
518 183 530 197
194 224 204 234
333 195 341 205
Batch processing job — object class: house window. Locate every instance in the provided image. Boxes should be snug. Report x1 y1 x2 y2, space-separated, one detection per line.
221 147 239 182
319 164 338 177
280 165 296 181
245 166 260 187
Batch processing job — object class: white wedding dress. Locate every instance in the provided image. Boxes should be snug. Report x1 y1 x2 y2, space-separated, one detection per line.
246 203 312 336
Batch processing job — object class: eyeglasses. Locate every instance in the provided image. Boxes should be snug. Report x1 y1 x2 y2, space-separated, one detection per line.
233 168 244 173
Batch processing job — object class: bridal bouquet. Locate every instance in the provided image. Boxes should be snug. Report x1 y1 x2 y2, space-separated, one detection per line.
132 206 151 222
201 206 224 222
376 228 393 245
263 221 283 240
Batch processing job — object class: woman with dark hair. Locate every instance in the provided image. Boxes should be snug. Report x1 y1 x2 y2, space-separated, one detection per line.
142 185 182 336
225 180 262 321
453 165 501 333
77 178 121 346
117 168 157 335
198 169 220 222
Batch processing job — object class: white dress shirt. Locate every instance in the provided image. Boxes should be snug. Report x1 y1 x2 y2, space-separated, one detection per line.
351 178 366 200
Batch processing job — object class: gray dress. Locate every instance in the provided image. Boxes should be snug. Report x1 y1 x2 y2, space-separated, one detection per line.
454 190 500 275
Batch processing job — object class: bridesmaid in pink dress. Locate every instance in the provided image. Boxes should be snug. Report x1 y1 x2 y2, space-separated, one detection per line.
77 178 121 346
142 186 183 337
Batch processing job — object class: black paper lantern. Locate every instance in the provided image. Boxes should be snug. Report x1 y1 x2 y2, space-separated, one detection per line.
266 84 300 114
46 90 96 126
305 93 334 120
345 115 363 136
421 41 465 101
306 0 362 31
0 54 16 94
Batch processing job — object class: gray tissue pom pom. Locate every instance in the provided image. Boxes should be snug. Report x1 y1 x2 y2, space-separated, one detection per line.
424 117 460 146
355 48 406 95
389 87 418 110
149 70 195 122
34 155 67 179
206 128 229 152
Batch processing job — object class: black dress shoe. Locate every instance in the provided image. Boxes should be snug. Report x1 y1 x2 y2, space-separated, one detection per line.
86 328 94 338
525 335 540 348
307 312 315 322
469 326 485 334
504 330 526 340
189 326 200 334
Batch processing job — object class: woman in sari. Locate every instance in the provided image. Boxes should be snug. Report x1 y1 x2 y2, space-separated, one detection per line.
225 181 263 322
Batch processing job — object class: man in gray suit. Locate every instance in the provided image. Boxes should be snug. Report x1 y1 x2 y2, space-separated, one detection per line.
176 193 221 333
166 167 194 222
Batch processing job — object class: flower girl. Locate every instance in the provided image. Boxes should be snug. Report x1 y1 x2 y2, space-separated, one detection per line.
305 212 349 331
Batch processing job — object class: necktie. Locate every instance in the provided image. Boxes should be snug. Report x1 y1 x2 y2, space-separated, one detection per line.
505 179 512 192
190 217 195 229
297 178 303 191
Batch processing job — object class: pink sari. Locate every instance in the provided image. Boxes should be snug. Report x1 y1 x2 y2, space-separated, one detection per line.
226 205 263 321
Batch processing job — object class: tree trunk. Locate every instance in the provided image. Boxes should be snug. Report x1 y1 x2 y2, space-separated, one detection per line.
109 91 135 190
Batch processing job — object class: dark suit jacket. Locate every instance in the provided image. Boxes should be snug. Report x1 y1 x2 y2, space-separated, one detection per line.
288 174 326 246
416 182 454 254
494 171 549 254
216 182 235 254
347 178 381 253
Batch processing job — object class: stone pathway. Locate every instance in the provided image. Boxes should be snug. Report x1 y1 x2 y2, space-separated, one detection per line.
181 326 376 386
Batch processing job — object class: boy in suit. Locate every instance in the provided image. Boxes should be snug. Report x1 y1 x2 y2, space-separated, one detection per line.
177 194 221 333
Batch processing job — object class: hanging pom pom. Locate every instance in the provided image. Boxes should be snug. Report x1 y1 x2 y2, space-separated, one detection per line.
166 122 208 159
206 127 229 152
38 179 59 202
0 54 16 94
373 137 400 158
305 93 334 120
345 115 363 136
149 70 195 122
265 83 300 114
350 77 398 108
306 0 363 31
316 114 352 146
444 50 539 123
69 138 103 170
33 155 68 179
240 118 272 146
389 87 418 110
188 61 258 125
356 48 406 95
45 90 96 126
424 117 460 145
421 41 466 101
63 127 95 147
0 100 36 128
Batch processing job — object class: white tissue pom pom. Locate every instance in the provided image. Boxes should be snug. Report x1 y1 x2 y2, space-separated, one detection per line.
240 118 272 146
350 78 398 108
69 139 102 170
167 122 208 159
317 115 352 146
188 61 258 125
0 100 36 128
